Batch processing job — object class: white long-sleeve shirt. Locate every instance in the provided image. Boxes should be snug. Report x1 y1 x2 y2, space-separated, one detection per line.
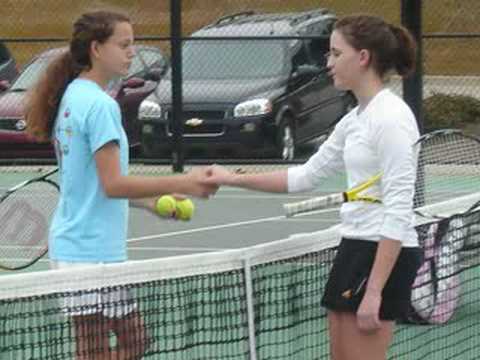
288 89 420 247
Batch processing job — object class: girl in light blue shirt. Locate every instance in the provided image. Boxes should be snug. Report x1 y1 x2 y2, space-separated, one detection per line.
25 10 218 359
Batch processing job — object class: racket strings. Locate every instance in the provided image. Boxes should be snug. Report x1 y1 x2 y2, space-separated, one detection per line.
414 132 480 210
0 181 58 268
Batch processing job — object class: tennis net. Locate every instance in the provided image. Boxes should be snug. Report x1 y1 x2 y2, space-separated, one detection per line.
0 194 479 359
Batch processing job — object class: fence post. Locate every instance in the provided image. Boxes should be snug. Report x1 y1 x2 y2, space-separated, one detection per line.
401 0 424 134
170 0 184 172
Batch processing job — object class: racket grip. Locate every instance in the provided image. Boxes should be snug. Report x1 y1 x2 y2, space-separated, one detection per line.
284 193 344 217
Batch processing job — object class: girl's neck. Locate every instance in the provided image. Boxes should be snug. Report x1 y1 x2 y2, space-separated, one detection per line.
78 68 111 90
352 73 385 113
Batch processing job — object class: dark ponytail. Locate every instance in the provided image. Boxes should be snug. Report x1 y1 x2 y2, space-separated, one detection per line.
389 24 417 77
25 10 130 142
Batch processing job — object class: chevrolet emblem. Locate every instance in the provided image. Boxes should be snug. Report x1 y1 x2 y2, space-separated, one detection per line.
15 119 27 131
185 118 203 127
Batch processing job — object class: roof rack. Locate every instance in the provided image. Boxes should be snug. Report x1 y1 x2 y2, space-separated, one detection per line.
289 8 330 26
213 11 255 26
206 8 333 32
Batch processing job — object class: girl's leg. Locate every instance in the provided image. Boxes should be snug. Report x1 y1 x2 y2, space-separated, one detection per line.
111 311 148 360
328 310 394 360
73 314 112 360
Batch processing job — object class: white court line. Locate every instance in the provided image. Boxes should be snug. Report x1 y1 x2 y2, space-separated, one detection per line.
127 207 339 244
284 218 337 223
208 194 323 199
127 245 226 252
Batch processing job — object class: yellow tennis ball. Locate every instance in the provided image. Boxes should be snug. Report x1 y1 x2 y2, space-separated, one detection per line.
175 198 195 221
155 195 177 218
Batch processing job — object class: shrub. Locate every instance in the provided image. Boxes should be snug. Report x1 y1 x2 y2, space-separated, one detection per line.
423 93 480 133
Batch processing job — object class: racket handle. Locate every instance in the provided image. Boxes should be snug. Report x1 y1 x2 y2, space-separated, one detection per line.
284 193 344 217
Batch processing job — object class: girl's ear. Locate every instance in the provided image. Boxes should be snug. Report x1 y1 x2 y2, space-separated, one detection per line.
358 49 371 68
90 40 101 61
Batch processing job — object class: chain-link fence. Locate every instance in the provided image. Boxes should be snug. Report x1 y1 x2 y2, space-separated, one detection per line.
0 0 479 173
422 0 480 134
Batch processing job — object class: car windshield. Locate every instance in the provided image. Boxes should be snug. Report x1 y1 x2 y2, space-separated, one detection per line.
168 40 288 80
10 56 51 91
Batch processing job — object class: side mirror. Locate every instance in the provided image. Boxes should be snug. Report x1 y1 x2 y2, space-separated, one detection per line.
124 77 145 89
145 68 163 82
293 64 324 79
0 80 10 92
146 61 169 82
289 65 327 88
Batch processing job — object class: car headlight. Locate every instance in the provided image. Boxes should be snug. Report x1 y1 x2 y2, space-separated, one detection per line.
234 99 272 118
139 99 161 120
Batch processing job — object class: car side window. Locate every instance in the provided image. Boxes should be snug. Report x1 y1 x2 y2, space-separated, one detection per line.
130 48 166 77
307 37 330 67
128 55 145 77
291 43 309 69
142 49 164 68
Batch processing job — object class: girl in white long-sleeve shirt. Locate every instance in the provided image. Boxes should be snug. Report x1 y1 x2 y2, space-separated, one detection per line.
204 15 423 360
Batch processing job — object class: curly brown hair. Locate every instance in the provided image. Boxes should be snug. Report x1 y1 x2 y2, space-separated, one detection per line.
25 10 130 141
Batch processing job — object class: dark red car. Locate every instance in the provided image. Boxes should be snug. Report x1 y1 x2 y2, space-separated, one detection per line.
0 45 167 158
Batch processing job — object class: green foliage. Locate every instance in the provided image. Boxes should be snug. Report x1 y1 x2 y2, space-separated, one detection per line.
423 93 480 133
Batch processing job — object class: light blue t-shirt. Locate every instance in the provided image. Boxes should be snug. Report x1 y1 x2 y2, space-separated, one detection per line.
49 78 129 262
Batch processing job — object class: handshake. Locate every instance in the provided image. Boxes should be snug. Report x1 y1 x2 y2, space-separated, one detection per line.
182 164 242 199
135 165 241 221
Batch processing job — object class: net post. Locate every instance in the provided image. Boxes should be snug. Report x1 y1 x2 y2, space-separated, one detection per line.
243 258 258 360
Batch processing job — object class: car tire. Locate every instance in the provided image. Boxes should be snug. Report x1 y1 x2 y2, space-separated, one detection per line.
276 116 295 161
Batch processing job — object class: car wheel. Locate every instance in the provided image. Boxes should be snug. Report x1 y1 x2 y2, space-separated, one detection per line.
276 117 295 161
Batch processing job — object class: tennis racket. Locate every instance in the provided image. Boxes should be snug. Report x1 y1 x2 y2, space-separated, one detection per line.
413 129 480 217
0 167 59 270
284 173 382 217
284 129 480 218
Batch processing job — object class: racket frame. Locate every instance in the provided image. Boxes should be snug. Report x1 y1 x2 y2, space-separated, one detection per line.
0 168 59 270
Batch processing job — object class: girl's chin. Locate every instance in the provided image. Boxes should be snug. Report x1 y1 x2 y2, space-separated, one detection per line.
333 79 350 91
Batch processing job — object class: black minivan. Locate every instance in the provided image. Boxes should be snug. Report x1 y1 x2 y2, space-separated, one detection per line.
139 9 355 159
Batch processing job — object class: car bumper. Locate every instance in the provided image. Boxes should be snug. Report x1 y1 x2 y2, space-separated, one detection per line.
141 115 276 153
0 142 54 158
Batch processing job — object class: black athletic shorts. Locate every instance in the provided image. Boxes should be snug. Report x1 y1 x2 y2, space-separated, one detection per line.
321 238 423 321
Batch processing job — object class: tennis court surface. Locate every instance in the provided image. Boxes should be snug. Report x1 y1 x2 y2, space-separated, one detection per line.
0 164 479 359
